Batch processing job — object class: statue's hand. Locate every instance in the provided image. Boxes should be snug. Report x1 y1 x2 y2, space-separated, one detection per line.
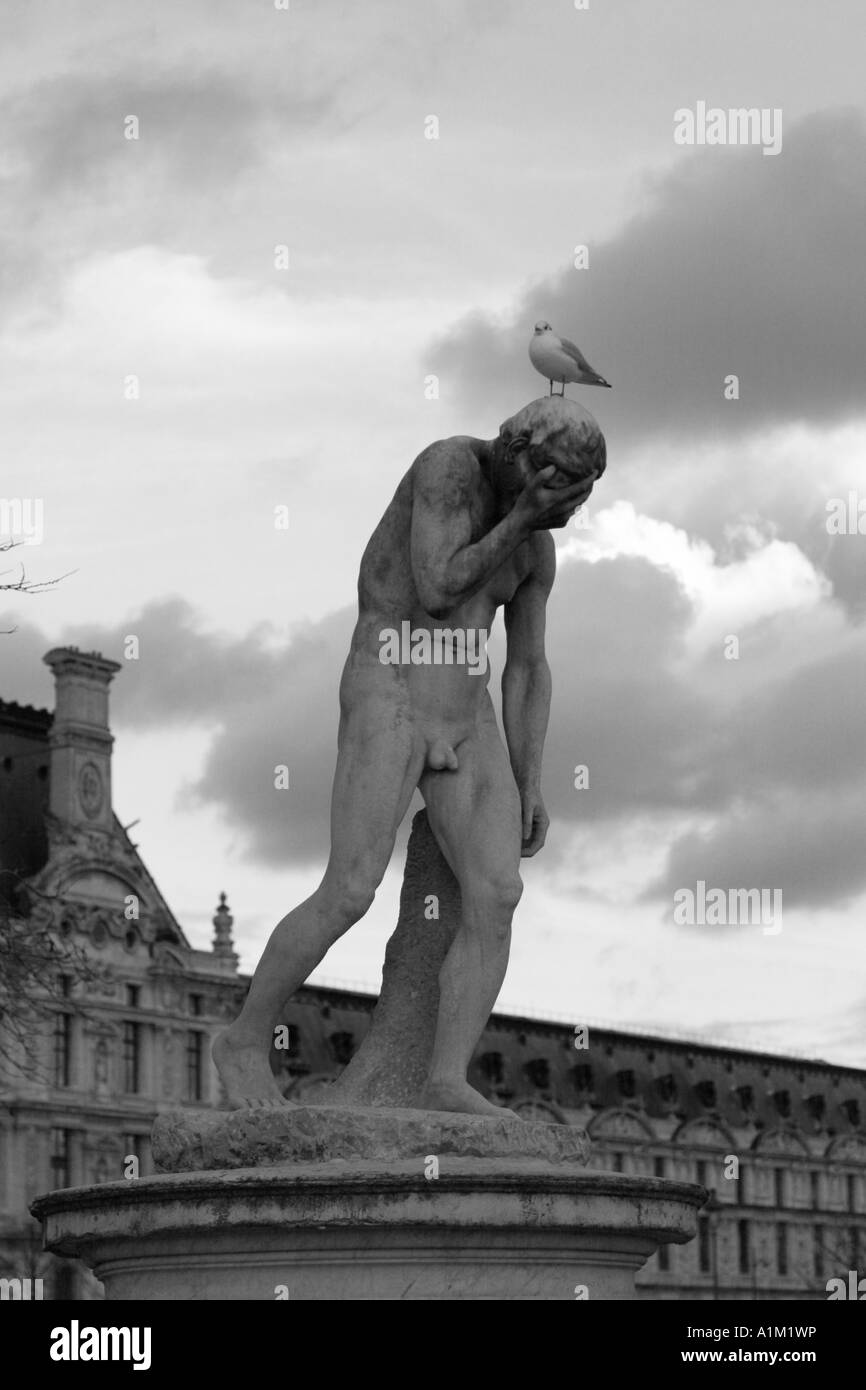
520 790 549 858
514 467 595 531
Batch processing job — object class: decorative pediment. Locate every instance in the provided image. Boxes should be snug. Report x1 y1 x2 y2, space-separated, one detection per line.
752 1127 810 1157
589 1107 654 1142
673 1118 736 1150
27 812 189 948
825 1135 866 1164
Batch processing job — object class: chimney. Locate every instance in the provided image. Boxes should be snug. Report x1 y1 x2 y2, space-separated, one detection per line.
43 647 122 831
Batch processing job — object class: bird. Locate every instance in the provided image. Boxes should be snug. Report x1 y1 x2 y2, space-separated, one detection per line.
529 321 611 396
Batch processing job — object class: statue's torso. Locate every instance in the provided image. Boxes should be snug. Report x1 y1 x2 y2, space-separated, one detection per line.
343 439 537 730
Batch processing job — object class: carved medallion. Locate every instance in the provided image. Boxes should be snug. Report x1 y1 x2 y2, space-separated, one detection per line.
78 761 105 819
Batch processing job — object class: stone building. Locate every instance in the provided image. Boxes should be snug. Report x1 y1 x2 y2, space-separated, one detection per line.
0 649 246 1298
1 646 864 1300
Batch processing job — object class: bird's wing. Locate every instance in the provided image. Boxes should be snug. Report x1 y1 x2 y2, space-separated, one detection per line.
559 336 594 372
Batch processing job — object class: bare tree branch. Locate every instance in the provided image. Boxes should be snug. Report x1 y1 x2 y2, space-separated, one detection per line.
0 538 75 632
0 874 102 1081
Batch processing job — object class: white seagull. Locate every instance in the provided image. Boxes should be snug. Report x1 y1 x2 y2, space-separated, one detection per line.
529 320 612 395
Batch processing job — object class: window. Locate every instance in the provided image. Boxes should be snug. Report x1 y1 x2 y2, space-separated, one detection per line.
479 1052 504 1086
658 1242 670 1271
189 993 203 1017
616 1068 636 1099
698 1216 711 1273
695 1079 717 1108
735 1084 754 1114
50 1128 70 1189
806 1093 826 1122
813 1225 824 1279
571 1063 593 1094
524 1058 550 1089
811 1171 820 1210
125 984 140 1008
654 1155 665 1179
697 1159 708 1188
612 1151 624 1173
53 1265 76 1300
328 1031 355 1066
776 1223 788 1276
122 1021 140 1094
655 1073 677 1104
53 1011 72 1088
847 1174 857 1213
186 1031 204 1101
774 1168 785 1209
773 1089 792 1118
738 1219 750 1274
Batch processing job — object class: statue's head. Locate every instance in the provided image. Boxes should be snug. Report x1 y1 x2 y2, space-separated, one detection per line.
493 395 607 507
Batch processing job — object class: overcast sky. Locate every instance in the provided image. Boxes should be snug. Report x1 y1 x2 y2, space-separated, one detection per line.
1 0 865 1064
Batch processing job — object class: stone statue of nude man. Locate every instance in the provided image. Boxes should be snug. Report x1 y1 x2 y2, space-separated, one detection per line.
214 395 606 1116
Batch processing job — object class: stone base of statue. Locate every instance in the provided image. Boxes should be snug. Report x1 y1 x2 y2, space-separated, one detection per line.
33 812 704 1299
34 1112 702 1300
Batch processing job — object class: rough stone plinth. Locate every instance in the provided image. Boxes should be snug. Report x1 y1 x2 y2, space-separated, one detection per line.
151 1103 591 1173
33 1166 705 1300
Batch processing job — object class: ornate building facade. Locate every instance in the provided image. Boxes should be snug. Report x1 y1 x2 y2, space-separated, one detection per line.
1 647 864 1300
0 649 246 1298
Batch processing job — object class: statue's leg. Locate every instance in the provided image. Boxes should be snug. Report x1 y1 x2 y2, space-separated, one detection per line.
214 698 424 1108
417 709 523 1118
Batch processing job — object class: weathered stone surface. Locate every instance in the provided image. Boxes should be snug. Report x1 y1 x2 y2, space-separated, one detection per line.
152 1102 590 1173
33 1166 704 1300
316 808 461 1109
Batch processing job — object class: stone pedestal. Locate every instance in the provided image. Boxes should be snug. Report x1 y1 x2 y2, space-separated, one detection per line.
33 1105 704 1300
34 1163 702 1301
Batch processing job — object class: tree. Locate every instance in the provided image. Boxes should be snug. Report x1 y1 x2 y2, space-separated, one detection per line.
0 876 100 1080
0 538 72 634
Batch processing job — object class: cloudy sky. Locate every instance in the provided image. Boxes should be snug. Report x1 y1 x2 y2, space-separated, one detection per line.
2 0 865 1064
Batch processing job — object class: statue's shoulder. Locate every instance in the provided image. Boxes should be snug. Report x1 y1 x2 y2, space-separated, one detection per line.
411 436 481 504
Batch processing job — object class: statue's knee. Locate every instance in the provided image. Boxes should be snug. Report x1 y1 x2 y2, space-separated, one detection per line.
323 879 376 929
468 872 523 921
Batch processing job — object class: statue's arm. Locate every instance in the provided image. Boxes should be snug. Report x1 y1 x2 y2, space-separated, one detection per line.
502 535 555 856
410 446 530 619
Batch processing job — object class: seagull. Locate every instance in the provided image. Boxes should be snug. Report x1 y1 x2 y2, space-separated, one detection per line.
529 320 611 395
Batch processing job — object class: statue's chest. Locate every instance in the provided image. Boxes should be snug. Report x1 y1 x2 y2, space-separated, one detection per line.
483 544 534 607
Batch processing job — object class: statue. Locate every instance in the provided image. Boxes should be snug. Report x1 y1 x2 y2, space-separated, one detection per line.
214 396 606 1116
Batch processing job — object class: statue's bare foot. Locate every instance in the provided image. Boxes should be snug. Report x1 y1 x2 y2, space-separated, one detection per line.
421 1080 518 1119
213 1028 294 1110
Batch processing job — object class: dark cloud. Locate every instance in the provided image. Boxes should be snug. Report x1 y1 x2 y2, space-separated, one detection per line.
649 787 866 911
0 67 336 313
430 110 866 448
